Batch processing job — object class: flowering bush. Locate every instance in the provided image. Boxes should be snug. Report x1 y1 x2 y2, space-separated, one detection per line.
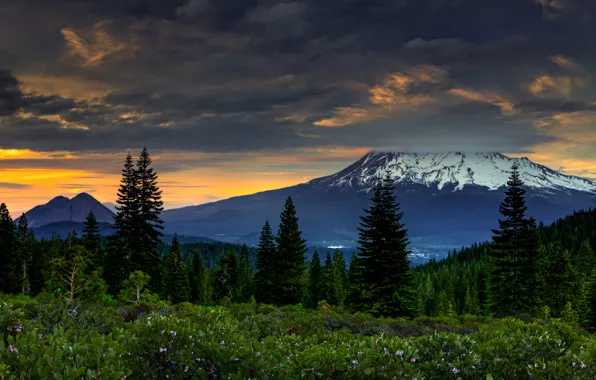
2 296 596 378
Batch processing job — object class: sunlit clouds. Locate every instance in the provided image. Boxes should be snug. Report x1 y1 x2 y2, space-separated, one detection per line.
60 24 137 66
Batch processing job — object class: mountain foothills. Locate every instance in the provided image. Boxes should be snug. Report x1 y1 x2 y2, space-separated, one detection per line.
2 148 596 378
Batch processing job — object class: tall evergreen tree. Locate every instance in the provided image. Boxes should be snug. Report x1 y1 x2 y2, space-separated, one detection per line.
13 214 33 295
111 151 139 251
587 268 596 328
134 147 164 290
332 250 347 306
275 197 307 305
577 240 595 278
346 252 364 308
82 211 102 268
542 242 579 317
237 243 253 302
189 247 212 304
307 251 323 308
355 173 417 317
0 203 15 293
106 151 138 292
254 220 277 304
213 249 239 302
322 252 335 304
163 234 191 304
489 163 539 316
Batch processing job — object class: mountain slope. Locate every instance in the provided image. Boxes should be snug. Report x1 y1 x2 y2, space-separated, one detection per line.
18 193 115 228
309 152 596 193
162 152 596 250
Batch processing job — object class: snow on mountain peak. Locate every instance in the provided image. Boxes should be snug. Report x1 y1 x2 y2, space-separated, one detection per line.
309 151 596 193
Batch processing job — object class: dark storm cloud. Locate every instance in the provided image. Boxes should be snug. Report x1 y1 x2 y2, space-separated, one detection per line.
0 69 21 116
22 95 75 115
514 100 596 114
1 0 596 155
0 69 77 115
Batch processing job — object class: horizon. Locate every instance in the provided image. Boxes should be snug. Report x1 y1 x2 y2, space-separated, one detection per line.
8 150 595 217
2 0 596 216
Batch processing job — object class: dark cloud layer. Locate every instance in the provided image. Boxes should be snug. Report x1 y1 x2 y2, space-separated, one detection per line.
1 0 596 156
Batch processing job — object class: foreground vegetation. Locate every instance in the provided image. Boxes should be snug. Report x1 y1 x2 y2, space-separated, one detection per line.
2 294 596 379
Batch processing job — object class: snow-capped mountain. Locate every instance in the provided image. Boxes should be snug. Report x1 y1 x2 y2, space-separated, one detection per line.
162 152 596 253
310 152 596 193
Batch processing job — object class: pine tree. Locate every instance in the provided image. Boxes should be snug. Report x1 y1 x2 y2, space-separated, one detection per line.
587 269 596 328
543 242 579 317
577 240 595 278
237 244 253 302
322 252 335 304
490 163 538 316
307 251 323 308
332 250 347 306
463 288 479 315
14 214 33 295
0 203 15 293
356 173 417 317
213 249 239 302
254 220 277 304
275 197 307 305
82 211 102 268
346 252 364 308
134 147 164 291
189 247 202 303
106 151 138 292
163 234 191 304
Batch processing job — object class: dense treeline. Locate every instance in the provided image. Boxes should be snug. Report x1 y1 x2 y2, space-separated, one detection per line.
2 149 596 328
414 166 596 326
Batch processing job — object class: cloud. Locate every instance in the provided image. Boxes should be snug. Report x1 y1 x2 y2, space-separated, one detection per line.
447 88 516 116
314 65 450 127
550 55 582 71
0 182 30 189
528 74 586 98
0 69 22 116
60 24 137 66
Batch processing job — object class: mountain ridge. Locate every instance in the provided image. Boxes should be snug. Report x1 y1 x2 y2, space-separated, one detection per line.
161 151 596 250
18 192 115 228
309 151 596 193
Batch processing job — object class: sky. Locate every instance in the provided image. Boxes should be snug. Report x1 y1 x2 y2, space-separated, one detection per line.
1 0 596 215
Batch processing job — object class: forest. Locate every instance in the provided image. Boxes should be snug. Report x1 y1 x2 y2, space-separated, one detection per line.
1 148 596 379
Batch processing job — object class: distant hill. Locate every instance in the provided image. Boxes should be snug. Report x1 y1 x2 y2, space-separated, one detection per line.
30 221 115 239
18 193 115 228
30 221 215 244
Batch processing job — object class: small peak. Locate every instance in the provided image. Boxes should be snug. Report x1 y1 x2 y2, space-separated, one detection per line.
73 192 95 200
48 195 69 203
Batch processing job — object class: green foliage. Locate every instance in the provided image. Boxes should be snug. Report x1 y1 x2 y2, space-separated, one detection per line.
189 248 212 305
275 196 307 305
254 220 277 304
490 164 540 315
134 147 164 290
3 295 596 379
213 249 240 302
237 243 253 302
354 173 417 317
81 211 102 268
162 234 191 303
118 270 154 306
307 251 323 308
